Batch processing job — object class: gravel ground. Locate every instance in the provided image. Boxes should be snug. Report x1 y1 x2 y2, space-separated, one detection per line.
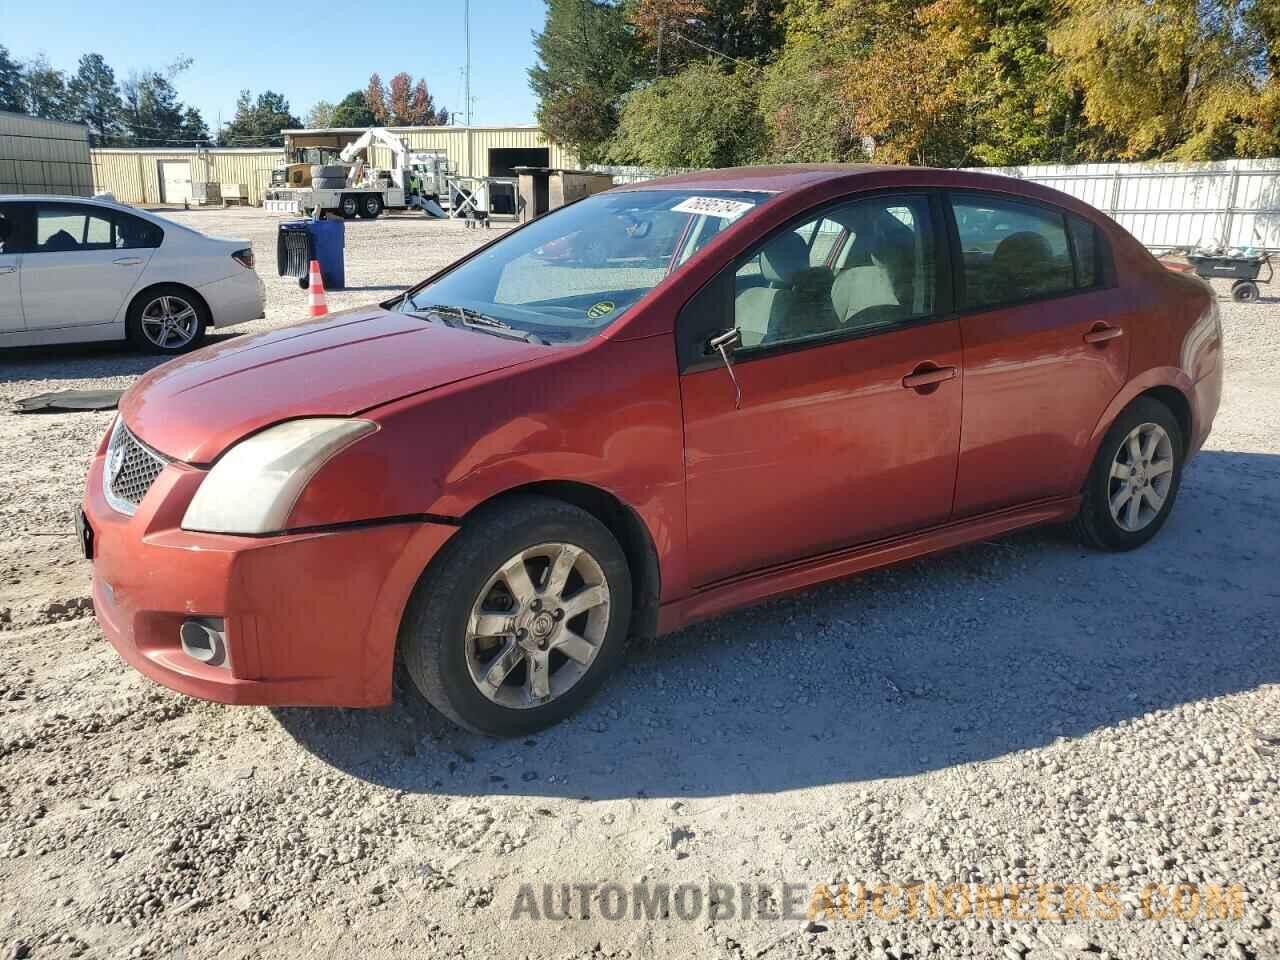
0 208 1277 960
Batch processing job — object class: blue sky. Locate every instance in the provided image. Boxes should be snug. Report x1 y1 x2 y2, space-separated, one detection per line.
4 0 545 133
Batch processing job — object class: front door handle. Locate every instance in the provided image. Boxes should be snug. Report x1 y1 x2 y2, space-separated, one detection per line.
902 364 957 390
0 265 15 275
113 257 143 266
1083 324 1124 344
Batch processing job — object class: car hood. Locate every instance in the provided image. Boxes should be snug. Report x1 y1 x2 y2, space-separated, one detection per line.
120 306 544 464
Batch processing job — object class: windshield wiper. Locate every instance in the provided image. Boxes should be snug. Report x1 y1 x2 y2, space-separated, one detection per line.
407 302 547 345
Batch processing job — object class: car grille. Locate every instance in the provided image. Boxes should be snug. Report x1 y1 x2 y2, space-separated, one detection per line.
103 419 169 516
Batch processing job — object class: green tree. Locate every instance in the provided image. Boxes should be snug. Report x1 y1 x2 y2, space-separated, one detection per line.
219 90 300 146
0 44 25 112
68 53 123 144
23 55 73 121
120 62 207 146
306 99 336 129
609 61 766 166
529 0 642 162
760 34 866 163
331 90 377 127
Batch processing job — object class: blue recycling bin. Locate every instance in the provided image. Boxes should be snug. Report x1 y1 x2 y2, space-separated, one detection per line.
276 217 345 290
309 216 345 290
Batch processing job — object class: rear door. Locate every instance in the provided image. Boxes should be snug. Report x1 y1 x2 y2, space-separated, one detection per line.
0 203 24 333
19 202 150 331
948 192 1129 516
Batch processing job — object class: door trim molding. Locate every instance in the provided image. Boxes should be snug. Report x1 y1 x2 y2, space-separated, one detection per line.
656 495 1079 634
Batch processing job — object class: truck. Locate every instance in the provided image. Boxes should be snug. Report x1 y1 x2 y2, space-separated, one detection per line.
262 128 449 220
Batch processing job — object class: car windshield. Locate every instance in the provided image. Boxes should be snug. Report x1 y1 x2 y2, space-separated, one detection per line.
402 189 768 343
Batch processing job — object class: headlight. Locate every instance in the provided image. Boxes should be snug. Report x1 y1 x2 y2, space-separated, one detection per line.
182 418 376 534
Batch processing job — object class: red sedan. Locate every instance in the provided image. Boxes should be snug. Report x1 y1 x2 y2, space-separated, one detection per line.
81 166 1223 736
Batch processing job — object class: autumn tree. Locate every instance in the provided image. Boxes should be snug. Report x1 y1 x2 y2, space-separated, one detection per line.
365 73 388 123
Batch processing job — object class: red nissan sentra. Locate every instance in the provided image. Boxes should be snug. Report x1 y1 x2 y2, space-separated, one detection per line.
80 166 1223 736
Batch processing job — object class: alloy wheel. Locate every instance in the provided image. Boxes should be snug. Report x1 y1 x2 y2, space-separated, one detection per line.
464 542 611 709
1108 422 1175 532
140 295 199 350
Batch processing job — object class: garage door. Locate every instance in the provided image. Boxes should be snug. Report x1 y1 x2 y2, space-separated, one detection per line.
159 160 192 204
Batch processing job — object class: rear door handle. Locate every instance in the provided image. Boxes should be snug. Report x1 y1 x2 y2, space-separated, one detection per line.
1083 325 1124 344
113 257 143 266
902 365 957 390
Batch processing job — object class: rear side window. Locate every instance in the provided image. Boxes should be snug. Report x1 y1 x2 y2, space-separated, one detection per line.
951 197 1073 308
1068 214 1100 289
115 211 164 249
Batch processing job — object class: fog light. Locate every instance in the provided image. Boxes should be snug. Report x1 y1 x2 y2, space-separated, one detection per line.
180 618 226 667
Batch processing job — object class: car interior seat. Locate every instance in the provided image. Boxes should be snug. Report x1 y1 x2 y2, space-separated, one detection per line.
990 231 1056 299
0 216 10 254
735 232 810 346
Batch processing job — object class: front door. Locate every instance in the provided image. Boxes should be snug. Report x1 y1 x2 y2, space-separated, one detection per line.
0 204 23 333
679 193 964 586
19 203 148 331
947 193 1131 516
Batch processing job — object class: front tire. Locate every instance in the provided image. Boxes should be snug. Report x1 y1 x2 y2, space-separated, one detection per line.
1232 280 1260 303
338 195 359 219
399 496 632 736
1071 397 1184 551
126 286 208 354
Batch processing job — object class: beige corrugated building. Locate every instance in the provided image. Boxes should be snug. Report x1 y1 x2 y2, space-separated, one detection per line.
0 110 93 196
91 147 281 206
283 125 575 179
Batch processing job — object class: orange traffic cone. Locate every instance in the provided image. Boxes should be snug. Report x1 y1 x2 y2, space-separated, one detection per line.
307 260 328 317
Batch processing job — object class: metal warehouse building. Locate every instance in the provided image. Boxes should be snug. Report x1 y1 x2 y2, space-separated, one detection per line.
281 125 575 179
90 125 574 207
0 110 93 196
91 147 281 206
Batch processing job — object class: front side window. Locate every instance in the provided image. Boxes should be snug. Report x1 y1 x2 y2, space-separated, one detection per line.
733 194 938 349
952 197 1073 307
403 189 767 343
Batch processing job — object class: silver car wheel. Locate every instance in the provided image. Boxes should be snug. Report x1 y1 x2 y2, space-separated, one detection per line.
140 295 199 350
1108 422 1175 532
464 542 611 710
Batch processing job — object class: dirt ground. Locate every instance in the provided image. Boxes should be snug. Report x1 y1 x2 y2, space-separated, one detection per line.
0 207 1277 960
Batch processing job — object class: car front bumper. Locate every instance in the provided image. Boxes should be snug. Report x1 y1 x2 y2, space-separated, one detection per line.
83 452 456 707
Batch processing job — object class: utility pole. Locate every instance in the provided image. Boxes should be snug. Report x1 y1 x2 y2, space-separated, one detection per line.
464 0 472 126
656 20 663 78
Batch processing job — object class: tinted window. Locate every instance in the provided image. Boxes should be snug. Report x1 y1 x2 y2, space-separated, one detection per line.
0 206 14 255
952 197 1073 307
733 195 937 349
1068 214 1099 289
116 211 164 249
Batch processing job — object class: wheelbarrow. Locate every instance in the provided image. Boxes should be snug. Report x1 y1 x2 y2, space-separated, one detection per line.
1186 252 1273 303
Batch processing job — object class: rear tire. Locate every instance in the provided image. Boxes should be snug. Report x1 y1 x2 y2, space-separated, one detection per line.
1071 397 1184 551
399 496 632 736
125 285 209 355
357 194 383 219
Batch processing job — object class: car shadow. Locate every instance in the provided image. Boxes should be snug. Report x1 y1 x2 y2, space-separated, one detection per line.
273 447 1280 799
0 331 246 386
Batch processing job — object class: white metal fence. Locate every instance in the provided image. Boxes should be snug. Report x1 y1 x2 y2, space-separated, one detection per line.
589 158 1280 252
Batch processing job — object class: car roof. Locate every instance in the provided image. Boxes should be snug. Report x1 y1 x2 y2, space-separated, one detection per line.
612 164 1104 221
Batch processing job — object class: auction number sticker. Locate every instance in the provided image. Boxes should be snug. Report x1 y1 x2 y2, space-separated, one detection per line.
671 196 755 220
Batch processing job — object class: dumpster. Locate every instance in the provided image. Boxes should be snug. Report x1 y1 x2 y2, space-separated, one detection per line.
276 217 345 290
